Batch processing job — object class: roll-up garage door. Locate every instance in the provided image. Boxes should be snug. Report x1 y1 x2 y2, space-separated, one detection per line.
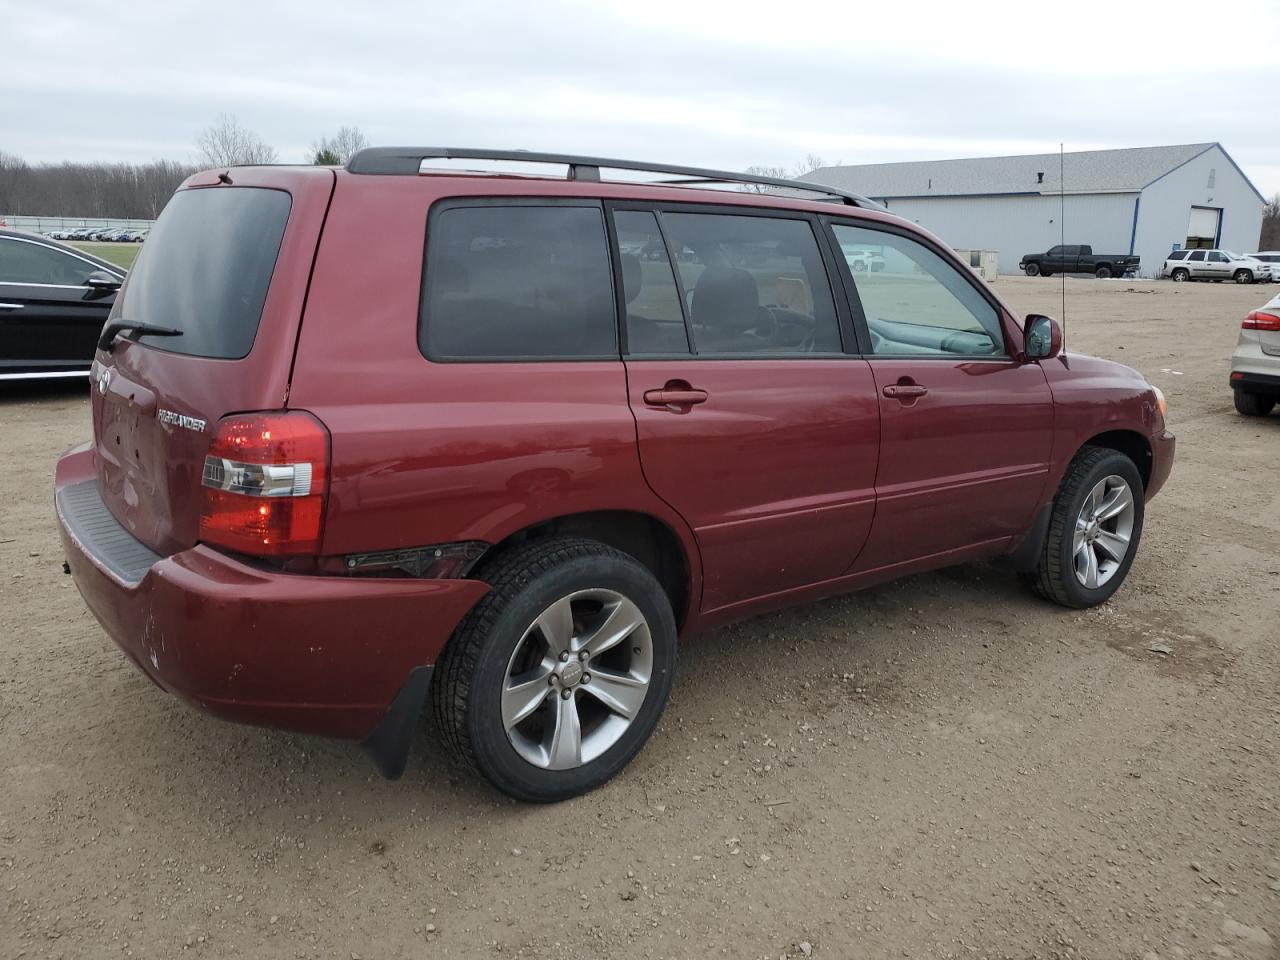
1186 207 1221 246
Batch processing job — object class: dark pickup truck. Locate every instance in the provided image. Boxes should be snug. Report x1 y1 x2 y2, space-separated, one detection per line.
1020 245 1140 279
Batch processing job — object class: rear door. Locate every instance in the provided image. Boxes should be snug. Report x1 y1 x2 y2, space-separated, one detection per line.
0 235 117 372
92 168 334 555
614 204 879 613
1186 249 1208 277
828 219 1054 570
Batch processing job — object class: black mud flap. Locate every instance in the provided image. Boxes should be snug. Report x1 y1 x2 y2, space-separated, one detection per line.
998 503 1053 572
359 665 433 780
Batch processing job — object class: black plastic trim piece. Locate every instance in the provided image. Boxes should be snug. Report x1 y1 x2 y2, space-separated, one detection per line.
346 146 883 209
359 665 434 780
1230 371 1280 393
1001 503 1053 572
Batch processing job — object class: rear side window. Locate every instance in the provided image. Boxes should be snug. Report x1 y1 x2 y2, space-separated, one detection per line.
0 238 99 286
1188 250 1206 262
121 187 291 359
422 205 616 360
658 212 841 355
613 211 691 356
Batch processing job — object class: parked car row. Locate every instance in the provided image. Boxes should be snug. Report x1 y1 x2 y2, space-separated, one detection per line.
1018 245 1279 283
43 226 149 243
1162 249 1274 284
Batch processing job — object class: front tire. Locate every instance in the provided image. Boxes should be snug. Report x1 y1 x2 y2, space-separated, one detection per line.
1234 269 1254 284
1234 390 1276 417
433 537 677 802
1022 447 1145 609
1095 265 1112 279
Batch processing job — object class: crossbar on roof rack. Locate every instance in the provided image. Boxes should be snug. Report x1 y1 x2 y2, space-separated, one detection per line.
345 147 883 209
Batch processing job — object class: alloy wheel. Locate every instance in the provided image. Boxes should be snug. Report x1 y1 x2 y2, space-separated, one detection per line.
501 589 653 770
1072 475 1136 589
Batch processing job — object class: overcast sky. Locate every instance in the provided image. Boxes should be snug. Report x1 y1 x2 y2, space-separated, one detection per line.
4 0 1278 197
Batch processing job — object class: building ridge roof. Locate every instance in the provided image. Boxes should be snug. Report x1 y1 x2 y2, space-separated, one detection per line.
802 142 1258 200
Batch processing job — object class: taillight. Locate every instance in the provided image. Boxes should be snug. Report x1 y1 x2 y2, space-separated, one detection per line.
1242 310 1280 331
199 412 329 556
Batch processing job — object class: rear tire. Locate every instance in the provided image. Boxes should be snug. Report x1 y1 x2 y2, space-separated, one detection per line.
1171 268 1189 282
1234 269 1254 284
1095 265 1112 279
1024 263 1041 277
433 537 677 802
1233 390 1276 417
1022 447 1145 609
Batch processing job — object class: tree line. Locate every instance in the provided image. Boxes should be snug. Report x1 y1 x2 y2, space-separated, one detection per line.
0 116 368 219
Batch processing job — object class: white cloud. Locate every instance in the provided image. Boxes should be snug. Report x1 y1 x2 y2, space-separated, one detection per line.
2 0 1277 195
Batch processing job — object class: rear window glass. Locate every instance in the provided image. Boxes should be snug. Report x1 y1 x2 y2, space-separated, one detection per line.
119 187 291 359
421 205 616 360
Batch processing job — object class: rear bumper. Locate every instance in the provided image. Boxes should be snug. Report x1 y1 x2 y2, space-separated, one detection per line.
1230 371 1280 394
1147 429 1175 501
55 444 489 741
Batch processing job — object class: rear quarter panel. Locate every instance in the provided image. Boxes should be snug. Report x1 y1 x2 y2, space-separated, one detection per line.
286 175 704 620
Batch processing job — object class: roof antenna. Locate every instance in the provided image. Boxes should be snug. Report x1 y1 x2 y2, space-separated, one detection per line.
1059 142 1067 354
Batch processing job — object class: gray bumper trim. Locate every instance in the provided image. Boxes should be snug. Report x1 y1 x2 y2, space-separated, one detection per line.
57 480 162 586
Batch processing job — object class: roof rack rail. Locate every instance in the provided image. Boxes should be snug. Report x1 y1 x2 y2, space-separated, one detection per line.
345 147 883 210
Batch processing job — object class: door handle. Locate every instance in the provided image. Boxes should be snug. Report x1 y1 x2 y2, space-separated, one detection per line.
882 383 928 399
643 384 709 410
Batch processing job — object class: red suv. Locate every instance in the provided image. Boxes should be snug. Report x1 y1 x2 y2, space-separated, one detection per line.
55 148 1174 802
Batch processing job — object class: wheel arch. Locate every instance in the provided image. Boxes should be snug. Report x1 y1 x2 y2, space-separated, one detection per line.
1079 429 1152 490
472 510 695 631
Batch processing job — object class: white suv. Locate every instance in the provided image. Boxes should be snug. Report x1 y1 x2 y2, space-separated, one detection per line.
1162 249 1272 284
1249 252 1280 282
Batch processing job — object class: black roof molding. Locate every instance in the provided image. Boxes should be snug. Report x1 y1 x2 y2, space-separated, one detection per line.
346 147 884 210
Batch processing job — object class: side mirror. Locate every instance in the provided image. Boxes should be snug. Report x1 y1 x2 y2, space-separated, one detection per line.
84 271 122 299
1024 314 1062 360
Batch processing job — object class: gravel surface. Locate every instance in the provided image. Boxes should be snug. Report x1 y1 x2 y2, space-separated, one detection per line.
2 276 1277 959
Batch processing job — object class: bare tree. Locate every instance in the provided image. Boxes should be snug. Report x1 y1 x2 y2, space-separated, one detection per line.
311 125 368 165
0 155 197 218
793 154 825 177
741 156 829 193
1260 193 1280 250
0 151 30 213
195 114 279 168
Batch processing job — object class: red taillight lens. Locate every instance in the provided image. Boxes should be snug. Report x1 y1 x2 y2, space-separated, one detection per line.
1242 310 1280 331
199 412 329 556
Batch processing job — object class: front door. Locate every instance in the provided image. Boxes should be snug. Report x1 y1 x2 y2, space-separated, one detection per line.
613 206 880 613
828 220 1054 571
0 236 115 371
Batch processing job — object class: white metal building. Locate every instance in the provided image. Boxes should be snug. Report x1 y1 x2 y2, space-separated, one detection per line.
805 143 1266 276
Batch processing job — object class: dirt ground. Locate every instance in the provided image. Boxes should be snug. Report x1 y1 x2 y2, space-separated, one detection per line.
2 276 1277 960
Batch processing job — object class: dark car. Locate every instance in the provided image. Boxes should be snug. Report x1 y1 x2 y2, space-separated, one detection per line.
1020 244 1141 279
55 148 1174 802
0 229 124 380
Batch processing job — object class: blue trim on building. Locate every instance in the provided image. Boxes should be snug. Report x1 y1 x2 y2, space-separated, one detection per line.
1216 209 1223 247
1141 144 1215 190
1128 195 1141 255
